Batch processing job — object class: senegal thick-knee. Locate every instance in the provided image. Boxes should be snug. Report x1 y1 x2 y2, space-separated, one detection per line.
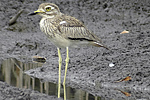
29 3 108 98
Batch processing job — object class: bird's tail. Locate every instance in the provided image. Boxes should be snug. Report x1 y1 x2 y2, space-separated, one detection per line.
90 41 109 50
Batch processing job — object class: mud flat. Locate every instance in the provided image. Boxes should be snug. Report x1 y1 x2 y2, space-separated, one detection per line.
0 0 150 100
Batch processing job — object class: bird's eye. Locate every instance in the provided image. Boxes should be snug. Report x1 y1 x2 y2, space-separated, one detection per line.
46 7 51 11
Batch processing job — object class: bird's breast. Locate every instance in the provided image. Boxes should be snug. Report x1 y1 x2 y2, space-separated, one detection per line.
39 18 71 48
39 18 56 38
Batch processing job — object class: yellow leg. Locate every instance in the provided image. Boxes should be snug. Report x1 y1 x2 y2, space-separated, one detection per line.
57 48 62 98
63 83 66 100
63 47 69 85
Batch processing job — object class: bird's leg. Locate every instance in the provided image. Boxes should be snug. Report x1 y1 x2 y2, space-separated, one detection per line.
63 47 69 85
57 48 62 98
63 83 66 100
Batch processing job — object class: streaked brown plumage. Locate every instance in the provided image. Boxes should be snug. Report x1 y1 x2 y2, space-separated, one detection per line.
30 3 107 48
29 3 108 99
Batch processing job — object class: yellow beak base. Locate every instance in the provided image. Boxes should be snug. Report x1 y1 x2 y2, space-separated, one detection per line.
28 10 44 16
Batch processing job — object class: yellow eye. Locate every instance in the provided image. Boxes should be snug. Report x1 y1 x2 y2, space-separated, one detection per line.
46 7 51 11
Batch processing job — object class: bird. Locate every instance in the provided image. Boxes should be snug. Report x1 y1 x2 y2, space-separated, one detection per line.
29 3 108 98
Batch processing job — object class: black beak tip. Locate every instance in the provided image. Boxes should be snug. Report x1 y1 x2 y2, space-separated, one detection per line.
28 12 37 16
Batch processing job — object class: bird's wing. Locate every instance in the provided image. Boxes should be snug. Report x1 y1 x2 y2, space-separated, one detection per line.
55 15 101 42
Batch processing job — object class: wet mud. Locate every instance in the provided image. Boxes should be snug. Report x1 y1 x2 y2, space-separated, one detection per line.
0 0 150 100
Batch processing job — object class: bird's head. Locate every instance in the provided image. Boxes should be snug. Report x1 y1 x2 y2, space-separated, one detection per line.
29 3 60 18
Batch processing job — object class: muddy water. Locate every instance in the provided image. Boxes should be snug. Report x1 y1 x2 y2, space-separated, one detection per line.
0 58 101 100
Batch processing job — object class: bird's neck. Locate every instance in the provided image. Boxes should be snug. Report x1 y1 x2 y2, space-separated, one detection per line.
45 15 55 18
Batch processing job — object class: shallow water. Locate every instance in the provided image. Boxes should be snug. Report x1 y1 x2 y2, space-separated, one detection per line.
0 58 101 100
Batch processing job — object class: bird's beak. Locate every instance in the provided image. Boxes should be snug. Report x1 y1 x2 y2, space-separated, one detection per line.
28 9 44 16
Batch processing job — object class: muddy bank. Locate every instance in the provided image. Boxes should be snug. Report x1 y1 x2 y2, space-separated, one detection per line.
0 0 150 100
